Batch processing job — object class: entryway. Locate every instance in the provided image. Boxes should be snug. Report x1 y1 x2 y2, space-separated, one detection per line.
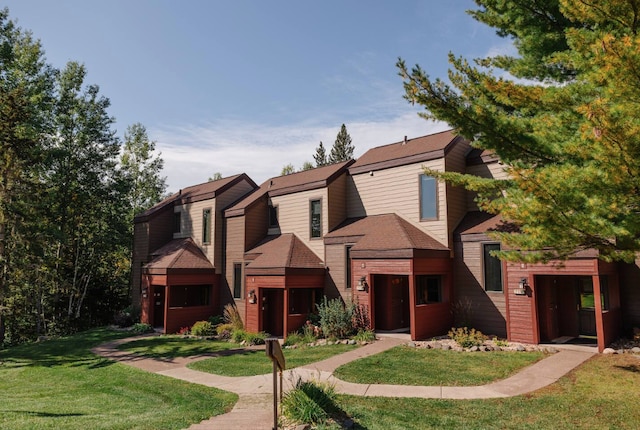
373 274 410 332
261 289 284 337
152 285 165 328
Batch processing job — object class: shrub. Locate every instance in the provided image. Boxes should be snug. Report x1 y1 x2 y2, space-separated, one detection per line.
317 297 355 339
178 326 190 335
230 329 267 345
284 332 304 346
191 321 216 336
130 323 154 334
282 379 337 425
216 323 235 339
353 329 376 343
223 304 244 330
113 305 140 327
493 336 509 347
448 327 487 348
208 314 224 326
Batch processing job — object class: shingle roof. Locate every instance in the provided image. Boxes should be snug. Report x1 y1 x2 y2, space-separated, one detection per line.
135 173 256 222
245 234 324 270
225 160 353 217
325 214 449 252
349 130 462 174
144 238 214 271
454 211 518 239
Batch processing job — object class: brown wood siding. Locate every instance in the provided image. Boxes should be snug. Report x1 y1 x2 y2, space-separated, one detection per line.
453 240 507 337
444 138 470 247
285 274 325 288
270 188 329 258
165 305 216 334
245 197 269 249
346 160 449 246
222 216 246 320
324 243 349 301
414 302 452 339
327 173 348 231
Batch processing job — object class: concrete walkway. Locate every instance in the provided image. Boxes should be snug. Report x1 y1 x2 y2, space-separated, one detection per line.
92 335 596 430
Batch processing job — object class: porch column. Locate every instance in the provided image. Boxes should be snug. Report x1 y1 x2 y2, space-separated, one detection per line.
283 288 289 338
593 275 605 352
164 284 170 334
408 274 417 341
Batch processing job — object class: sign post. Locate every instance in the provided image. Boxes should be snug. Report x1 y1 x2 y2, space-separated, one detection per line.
265 337 286 430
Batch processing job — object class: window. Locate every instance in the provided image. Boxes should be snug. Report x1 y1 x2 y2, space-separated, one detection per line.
202 208 211 244
578 276 609 310
310 199 322 238
419 175 438 220
483 243 503 292
173 212 181 233
416 275 443 304
169 285 210 307
289 289 314 314
268 204 278 228
233 263 242 299
345 245 353 289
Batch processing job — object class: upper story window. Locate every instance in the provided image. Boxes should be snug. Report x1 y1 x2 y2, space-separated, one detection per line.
345 245 353 290
310 199 322 238
483 243 503 292
419 174 438 220
202 208 211 244
268 204 278 228
173 212 181 233
233 263 242 299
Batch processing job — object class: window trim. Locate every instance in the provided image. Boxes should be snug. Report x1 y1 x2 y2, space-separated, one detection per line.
482 242 503 293
173 211 181 233
202 208 212 244
419 174 438 221
416 275 444 305
345 244 353 290
268 204 278 228
309 198 322 239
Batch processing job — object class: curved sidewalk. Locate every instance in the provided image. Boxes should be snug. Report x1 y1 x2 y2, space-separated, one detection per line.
92 336 596 429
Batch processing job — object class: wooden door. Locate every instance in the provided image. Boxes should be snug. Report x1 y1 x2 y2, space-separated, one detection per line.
152 286 165 328
262 289 284 337
537 277 559 341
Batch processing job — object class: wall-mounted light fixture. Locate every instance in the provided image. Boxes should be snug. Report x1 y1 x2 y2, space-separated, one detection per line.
514 277 529 296
356 276 368 291
248 289 257 304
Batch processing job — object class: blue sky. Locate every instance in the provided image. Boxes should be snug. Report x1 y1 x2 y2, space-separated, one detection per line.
5 1 510 191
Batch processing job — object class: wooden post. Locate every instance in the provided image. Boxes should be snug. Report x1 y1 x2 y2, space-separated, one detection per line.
266 338 286 430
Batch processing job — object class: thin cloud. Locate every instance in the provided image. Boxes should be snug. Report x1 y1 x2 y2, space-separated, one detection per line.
153 112 448 192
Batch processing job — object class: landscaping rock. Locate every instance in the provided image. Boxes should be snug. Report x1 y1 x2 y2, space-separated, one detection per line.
407 341 416 348
631 347 640 354
602 348 616 354
469 346 479 352
432 342 442 349
348 339 356 345
442 344 451 350
516 345 526 352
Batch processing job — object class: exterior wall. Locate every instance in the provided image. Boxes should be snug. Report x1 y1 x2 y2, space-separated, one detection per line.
346 159 449 246
270 188 329 259
132 206 174 308
444 140 471 245
324 243 351 302
214 180 255 271
327 173 348 232
465 161 509 210
453 238 507 337
174 199 217 267
244 276 286 333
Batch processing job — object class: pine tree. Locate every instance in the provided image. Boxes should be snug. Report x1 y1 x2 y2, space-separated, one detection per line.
398 0 640 262
313 141 328 167
328 124 354 164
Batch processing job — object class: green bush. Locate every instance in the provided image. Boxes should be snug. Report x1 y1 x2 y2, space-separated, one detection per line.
282 379 337 425
208 314 224 326
191 321 216 336
283 332 304 346
448 327 487 348
130 323 154 334
223 304 244 330
317 297 355 339
230 329 267 345
216 323 235 339
113 305 140 327
353 329 376 343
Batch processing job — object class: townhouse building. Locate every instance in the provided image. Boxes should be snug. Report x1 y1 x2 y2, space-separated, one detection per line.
132 130 640 351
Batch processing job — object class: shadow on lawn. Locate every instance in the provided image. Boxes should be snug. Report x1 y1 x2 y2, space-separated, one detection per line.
2 410 85 417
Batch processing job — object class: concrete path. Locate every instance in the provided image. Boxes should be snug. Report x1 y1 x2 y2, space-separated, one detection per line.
92 336 596 429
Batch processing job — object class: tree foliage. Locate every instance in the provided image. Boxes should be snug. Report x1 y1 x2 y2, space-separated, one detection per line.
328 124 354 164
398 0 640 263
313 141 328 167
0 8 164 344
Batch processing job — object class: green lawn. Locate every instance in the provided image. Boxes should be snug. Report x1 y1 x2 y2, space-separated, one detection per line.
189 343 358 376
0 328 237 430
333 345 546 386
334 354 640 429
117 335 241 358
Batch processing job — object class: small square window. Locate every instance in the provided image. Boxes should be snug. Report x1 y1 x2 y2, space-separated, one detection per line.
416 275 443 304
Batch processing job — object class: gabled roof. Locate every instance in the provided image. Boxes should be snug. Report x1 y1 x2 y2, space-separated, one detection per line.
134 173 256 223
349 130 464 175
143 238 214 273
454 211 518 242
244 233 325 275
325 214 450 258
225 160 353 218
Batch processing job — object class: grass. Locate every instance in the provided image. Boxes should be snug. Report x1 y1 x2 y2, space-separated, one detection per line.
334 354 640 429
117 335 241 358
189 343 358 376
0 328 237 430
333 345 546 386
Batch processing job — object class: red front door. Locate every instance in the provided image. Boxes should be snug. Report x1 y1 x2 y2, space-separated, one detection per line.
152 286 165 328
262 289 284 337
